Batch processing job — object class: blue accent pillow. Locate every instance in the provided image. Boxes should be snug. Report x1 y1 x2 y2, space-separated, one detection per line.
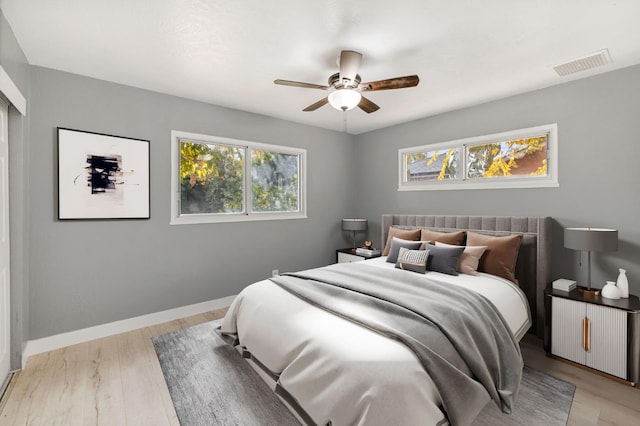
386 237 424 263
425 243 465 275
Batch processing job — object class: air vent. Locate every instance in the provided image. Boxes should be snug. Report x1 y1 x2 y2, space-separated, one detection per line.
553 49 612 77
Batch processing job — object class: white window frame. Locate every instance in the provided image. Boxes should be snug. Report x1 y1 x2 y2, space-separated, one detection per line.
171 130 307 224
398 123 558 191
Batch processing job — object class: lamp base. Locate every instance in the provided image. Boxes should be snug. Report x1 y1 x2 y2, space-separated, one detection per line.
578 286 600 297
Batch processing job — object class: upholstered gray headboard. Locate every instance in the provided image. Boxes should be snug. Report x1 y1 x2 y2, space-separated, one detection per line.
382 215 551 338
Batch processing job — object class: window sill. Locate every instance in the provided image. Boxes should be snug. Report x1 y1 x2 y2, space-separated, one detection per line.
398 178 559 191
170 212 307 225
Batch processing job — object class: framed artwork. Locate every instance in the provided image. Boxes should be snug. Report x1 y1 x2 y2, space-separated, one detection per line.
57 127 150 220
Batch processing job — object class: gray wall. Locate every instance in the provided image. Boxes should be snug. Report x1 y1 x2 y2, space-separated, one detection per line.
1 8 30 368
28 66 356 339
353 64 640 296
15 44 640 342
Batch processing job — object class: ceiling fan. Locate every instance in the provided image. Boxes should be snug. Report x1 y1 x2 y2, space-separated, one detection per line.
274 50 419 113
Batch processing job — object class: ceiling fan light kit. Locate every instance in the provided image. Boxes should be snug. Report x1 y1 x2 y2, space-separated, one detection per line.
328 88 362 111
274 50 419 114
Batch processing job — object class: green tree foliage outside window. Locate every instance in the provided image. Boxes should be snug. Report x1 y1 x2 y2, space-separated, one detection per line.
251 150 299 212
179 141 300 215
179 141 244 214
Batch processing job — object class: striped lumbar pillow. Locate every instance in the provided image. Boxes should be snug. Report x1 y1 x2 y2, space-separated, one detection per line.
395 247 429 274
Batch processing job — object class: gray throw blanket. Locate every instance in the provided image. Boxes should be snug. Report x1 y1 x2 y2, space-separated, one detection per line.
270 262 523 426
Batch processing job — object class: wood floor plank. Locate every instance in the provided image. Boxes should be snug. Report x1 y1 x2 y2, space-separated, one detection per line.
597 402 640 426
567 393 600 426
40 342 90 426
142 324 180 426
205 307 228 321
202 311 219 322
146 318 185 338
180 313 209 328
117 328 171 426
82 335 126 426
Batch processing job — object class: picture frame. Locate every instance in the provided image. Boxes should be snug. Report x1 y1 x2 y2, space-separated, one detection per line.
57 127 150 220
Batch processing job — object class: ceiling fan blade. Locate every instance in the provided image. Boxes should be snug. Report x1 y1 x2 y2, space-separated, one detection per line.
303 97 329 112
274 79 330 90
358 96 380 114
339 50 362 87
359 75 420 91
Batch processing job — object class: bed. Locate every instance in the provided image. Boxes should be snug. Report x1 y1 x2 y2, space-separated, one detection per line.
220 215 551 426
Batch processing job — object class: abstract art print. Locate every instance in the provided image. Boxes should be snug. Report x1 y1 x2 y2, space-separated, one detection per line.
57 128 150 219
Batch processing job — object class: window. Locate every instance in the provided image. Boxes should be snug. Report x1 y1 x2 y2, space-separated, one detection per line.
399 124 558 191
171 131 306 224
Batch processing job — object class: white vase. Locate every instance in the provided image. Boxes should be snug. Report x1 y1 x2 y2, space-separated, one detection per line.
616 268 629 298
601 281 621 299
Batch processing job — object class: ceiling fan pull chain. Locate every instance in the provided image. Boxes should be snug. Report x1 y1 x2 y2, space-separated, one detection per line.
343 110 347 133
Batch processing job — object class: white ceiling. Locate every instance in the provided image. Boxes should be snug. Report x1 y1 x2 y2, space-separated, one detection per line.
2 0 640 134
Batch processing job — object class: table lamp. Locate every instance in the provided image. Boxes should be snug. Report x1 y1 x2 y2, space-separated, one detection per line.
342 219 368 250
564 227 618 296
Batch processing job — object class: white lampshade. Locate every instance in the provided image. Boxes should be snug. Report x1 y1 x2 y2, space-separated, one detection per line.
328 89 362 111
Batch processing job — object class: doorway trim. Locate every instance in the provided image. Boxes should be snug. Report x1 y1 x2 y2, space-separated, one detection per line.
0 66 25 116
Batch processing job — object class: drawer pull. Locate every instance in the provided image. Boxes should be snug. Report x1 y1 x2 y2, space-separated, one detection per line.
582 317 591 352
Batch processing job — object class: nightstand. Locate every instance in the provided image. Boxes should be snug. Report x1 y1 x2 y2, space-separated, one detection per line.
544 287 640 386
336 248 381 263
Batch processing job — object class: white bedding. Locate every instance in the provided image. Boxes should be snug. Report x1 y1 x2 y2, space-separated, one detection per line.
365 257 531 340
220 257 531 425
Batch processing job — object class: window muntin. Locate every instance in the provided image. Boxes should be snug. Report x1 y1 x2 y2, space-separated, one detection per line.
171 131 306 224
399 124 557 191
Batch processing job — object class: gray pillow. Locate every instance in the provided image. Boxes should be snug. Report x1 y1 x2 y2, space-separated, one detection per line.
395 247 430 274
425 243 465 276
386 237 424 263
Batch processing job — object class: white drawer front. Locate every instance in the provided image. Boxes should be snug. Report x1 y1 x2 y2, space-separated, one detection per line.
337 252 364 263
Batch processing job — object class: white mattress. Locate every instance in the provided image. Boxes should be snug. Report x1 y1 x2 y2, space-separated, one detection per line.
221 258 531 425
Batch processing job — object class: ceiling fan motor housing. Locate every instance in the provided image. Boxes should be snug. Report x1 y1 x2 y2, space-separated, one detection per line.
329 72 361 89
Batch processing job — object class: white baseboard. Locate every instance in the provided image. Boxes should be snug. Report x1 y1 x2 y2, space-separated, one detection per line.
21 295 236 369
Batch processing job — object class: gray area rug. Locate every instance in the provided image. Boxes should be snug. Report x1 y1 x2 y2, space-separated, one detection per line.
152 321 299 426
472 365 575 425
153 321 575 426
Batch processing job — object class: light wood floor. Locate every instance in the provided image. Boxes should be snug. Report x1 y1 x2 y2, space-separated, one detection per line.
0 309 638 425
